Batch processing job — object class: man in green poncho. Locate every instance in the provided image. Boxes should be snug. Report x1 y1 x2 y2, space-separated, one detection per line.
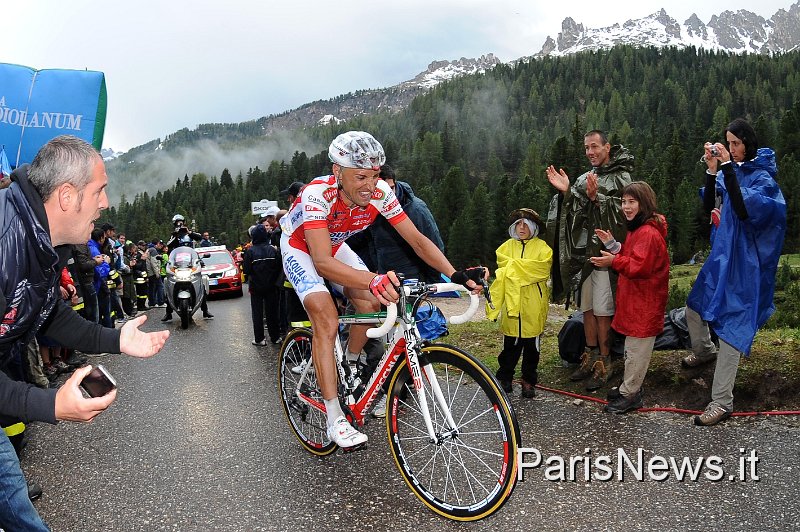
546 130 633 390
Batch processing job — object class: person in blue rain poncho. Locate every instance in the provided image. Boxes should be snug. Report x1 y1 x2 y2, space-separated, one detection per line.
684 118 786 426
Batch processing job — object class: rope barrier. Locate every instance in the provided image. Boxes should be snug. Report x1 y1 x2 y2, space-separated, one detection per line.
534 384 800 417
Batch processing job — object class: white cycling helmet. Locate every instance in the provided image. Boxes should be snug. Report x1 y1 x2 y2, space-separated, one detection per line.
328 131 386 170
172 214 185 224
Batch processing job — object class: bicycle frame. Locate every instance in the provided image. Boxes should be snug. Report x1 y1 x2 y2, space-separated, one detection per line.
291 282 479 441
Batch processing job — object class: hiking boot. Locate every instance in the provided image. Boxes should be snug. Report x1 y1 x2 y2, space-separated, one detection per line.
65 352 88 368
371 394 387 418
681 352 717 368
44 365 59 382
694 402 732 426
604 390 643 414
585 356 613 391
499 380 513 393
52 360 70 375
521 381 536 398
570 350 598 381
327 416 368 450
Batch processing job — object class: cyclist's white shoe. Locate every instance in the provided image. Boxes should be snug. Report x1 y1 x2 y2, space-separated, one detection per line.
327 416 368 450
371 394 387 418
291 358 312 375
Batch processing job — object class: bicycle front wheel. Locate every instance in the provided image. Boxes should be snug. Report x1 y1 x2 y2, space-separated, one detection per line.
385 344 519 521
278 328 337 456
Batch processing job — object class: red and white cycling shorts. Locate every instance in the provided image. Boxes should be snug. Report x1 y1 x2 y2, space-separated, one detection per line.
280 233 368 305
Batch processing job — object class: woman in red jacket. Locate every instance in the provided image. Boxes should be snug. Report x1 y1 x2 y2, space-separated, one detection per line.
590 181 669 413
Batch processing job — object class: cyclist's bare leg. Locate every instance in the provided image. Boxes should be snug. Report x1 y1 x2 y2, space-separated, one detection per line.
302 291 368 449
343 287 380 356
303 291 369 449
303 291 341 402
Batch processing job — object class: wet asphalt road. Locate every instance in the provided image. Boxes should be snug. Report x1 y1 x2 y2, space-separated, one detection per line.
22 292 800 531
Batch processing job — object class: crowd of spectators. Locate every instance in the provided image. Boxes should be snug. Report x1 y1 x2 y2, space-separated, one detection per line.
24 224 174 387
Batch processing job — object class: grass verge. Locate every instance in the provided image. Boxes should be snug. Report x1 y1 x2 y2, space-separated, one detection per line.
442 306 800 412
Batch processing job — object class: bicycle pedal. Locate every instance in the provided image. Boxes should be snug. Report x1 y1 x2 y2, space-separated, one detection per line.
340 442 367 454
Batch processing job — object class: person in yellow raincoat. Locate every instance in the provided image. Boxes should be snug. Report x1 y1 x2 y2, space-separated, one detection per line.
487 208 552 398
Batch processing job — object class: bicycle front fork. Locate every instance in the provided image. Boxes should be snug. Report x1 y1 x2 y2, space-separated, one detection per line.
406 345 459 444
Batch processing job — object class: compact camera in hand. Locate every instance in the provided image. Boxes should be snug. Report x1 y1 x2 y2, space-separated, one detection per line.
708 145 720 157
79 365 117 397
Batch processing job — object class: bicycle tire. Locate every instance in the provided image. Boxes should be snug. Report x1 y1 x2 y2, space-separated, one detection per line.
278 328 337 456
385 344 519 521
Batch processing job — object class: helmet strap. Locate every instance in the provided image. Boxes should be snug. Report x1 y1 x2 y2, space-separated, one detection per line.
339 186 359 208
334 165 354 207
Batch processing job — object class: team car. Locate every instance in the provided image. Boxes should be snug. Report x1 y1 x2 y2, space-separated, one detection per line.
199 245 243 297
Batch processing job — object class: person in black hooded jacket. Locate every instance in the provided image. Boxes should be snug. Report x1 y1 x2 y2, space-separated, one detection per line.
0 136 170 530
243 224 282 345
369 165 444 283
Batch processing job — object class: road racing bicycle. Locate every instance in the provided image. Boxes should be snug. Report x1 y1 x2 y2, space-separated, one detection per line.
277 280 520 521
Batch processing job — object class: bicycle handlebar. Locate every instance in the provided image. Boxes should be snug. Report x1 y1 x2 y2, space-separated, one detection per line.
434 283 480 324
366 301 397 338
365 282 481 338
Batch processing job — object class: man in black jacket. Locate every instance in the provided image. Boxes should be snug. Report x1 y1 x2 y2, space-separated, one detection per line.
370 165 445 282
70 243 101 323
0 135 170 530
243 224 282 345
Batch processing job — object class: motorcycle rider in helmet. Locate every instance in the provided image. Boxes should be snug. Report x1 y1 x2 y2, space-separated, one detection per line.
161 214 214 321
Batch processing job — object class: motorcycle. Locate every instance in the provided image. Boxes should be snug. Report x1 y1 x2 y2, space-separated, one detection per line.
163 246 209 329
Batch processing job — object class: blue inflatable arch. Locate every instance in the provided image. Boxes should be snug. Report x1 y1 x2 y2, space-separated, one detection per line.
0 62 107 167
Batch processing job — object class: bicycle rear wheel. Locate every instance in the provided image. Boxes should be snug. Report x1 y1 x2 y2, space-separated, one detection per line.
386 344 519 521
278 328 337 455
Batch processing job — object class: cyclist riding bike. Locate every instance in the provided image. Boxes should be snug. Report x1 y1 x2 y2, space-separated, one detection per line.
279 130 487 450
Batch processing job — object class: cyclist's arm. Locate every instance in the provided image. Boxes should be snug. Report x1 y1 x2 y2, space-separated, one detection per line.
305 227 375 289
393 217 456 278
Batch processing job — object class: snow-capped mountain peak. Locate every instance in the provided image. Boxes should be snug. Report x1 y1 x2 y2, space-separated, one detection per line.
536 1 800 57
398 54 502 89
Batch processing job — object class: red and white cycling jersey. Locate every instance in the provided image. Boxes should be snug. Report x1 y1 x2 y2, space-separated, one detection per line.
281 175 407 253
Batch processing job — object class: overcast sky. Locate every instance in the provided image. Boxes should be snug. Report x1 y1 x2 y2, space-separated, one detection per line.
3 0 794 153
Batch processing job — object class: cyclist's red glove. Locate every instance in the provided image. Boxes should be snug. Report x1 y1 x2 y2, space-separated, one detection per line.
369 274 397 299
450 267 486 288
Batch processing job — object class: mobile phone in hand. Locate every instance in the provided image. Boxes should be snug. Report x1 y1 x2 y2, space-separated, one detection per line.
80 365 118 397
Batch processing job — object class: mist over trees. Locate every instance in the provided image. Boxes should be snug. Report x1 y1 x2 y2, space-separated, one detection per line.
106 46 800 266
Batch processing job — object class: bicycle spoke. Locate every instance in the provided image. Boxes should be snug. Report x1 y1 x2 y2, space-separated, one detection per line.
448 438 506 460
448 441 479 504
